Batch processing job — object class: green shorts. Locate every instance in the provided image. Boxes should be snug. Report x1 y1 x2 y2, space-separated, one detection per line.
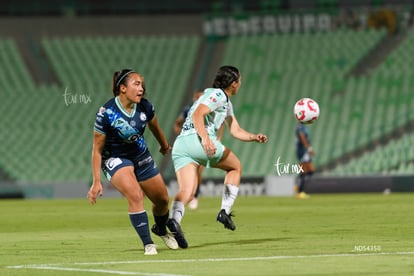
172 134 225 171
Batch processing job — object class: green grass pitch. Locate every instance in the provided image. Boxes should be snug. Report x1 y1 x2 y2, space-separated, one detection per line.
1 193 413 275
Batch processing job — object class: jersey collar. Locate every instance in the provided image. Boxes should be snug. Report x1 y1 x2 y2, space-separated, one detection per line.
219 88 229 102
115 96 136 117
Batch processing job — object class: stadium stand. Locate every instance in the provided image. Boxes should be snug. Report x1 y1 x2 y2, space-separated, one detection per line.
1 9 414 186
202 29 388 178
0 35 200 182
326 131 414 175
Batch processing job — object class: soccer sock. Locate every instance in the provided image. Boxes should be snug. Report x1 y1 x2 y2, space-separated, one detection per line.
221 184 239 214
303 172 314 192
171 201 185 224
153 211 169 236
129 211 153 246
298 173 305 193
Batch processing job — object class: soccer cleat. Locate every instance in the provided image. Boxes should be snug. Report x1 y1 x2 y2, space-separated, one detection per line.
293 185 299 195
216 209 236 231
151 224 178 250
188 197 199 210
144 243 158 255
296 192 310 199
167 218 188 249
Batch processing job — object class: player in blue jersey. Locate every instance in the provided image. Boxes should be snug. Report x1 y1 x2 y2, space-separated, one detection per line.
87 69 178 255
168 65 268 248
295 123 315 199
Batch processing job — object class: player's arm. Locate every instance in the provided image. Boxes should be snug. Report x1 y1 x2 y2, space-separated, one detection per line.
225 115 268 143
88 131 106 204
148 116 171 155
298 132 315 156
193 103 216 156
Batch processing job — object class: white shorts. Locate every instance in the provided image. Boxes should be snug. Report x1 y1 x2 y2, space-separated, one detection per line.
172 134 225 171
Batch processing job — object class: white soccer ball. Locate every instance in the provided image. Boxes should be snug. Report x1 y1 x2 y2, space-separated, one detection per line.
293 98 320 124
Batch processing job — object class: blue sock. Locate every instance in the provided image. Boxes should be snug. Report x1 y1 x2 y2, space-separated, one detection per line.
129 211 153 246
153 211 169 236
298 173 305 193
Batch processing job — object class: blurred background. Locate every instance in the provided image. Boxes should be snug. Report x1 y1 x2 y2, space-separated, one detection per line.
1 0 413 199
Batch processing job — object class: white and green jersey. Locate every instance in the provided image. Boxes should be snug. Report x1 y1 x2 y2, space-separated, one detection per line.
180 88 233 137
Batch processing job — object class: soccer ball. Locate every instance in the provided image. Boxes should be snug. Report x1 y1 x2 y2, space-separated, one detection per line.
293 98 320 124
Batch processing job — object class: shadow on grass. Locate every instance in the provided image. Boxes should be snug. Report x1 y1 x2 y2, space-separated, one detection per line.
121 237 293 253
190 237 294 249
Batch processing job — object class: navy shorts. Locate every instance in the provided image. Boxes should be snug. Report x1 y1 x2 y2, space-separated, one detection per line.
102 153 159 182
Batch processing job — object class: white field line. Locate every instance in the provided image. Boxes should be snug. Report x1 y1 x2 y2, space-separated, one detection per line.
8 265 188 276
7 251 414 274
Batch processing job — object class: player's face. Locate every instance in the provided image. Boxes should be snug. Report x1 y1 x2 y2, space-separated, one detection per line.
231 75 242 95
123 73 144 103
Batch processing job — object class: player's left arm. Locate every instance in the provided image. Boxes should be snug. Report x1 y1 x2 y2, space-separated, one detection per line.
225 115 268 143
148 116 172 155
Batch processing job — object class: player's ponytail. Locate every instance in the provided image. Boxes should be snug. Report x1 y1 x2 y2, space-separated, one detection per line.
212 65 240 89
112 69 135 96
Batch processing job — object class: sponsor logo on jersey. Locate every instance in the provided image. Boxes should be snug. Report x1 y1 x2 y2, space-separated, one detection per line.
97 107 106 117
138 156 153 167
105 157 123 171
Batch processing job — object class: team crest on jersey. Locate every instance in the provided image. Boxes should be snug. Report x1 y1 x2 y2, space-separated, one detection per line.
130 120 136 127
97 107 106 117
209 96 217 103
140 112 147 121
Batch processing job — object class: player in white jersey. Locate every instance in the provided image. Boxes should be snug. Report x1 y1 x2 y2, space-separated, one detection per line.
168 65 268 248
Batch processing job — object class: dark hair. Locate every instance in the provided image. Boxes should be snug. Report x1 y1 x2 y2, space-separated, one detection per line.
212 65 240 89
112 69 135 96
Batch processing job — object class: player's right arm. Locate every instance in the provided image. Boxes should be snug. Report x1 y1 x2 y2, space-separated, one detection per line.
88 131 106 204
298 132 315 156
193 103 216 157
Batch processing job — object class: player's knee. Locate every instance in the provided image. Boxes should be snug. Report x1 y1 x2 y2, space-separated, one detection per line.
176 189 193 204
157 195 169 208
233 158 242 174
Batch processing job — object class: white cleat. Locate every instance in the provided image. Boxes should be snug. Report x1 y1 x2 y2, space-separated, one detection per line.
159 233 179 250
144 244 158 255
188 198 199 210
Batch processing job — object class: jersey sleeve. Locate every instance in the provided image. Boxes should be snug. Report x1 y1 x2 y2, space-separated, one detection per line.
295 124 306 137
227 101 234 117
141 98 155 122
199 89 227 112
94 106 109 135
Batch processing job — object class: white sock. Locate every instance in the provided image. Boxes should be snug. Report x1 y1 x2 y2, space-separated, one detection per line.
171 201 185 224
221 184 239 214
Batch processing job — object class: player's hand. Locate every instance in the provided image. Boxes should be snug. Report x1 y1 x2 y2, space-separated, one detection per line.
87 182 103 205
308 147 315 156
253 133 268 143
159 144 172 155
201 136 216 157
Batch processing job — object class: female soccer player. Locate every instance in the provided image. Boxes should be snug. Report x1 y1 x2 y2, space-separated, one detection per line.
87 69 178 255
174 89 214 210
168 65 268 248
295 123 315 199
